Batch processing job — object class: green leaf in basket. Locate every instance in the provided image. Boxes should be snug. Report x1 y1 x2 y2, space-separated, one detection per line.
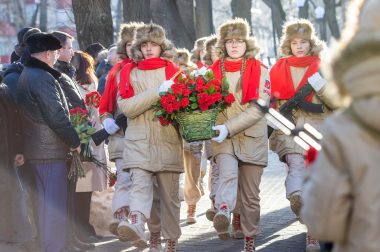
189 96 197 102
191 103 198 110
208 85 215 94
156 110 163 116
222 77 229 90
171 113 175 120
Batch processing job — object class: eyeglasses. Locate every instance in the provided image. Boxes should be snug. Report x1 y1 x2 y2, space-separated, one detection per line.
226 39 245 45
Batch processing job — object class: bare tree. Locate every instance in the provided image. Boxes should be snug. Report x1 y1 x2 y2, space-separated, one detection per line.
150 0 195 49
195 0 213 38
262 0 285 40
299 0 309 19
72 0 114 50
231 0 252 28
39 0 47 31
122 0 152 23
122 0 197 49
324 0 340 39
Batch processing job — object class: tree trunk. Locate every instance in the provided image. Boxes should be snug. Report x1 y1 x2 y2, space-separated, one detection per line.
263 0 286 40
195 0 213 38
72 0 114 50
122 0 152 23
298 0 309 19
39 0 47 31
231 0 252 28
324 0 340 39
150 0 195 49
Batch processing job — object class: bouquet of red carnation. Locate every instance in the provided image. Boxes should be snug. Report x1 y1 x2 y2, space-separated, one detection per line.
68 107 96 180
85 91 101 108
153 69 235 141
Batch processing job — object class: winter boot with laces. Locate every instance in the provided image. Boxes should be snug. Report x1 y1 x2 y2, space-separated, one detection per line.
232 213 244 239
213 204 231 240
117 211 147 248
163 239 178 252
243 236 256 252
186 204 197 224
148 232 162 252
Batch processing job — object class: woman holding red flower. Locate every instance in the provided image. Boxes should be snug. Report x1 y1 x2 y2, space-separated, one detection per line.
71 51 107 242
117 23 182 251
209 18 270 251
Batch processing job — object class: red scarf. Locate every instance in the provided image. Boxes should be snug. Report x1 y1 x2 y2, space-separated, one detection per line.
99 58 133 116
197 62 204 69
119 58 180 99
270 56 320 101
211 58 262 104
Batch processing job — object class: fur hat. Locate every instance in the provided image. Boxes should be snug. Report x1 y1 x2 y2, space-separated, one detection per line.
203 35 217 66
190 37 207 64
130 23 176 63
215 18 260 59
26 32 62 54
173 48 191 67
330 0 380 99
116 22 142 57
279 19 325 57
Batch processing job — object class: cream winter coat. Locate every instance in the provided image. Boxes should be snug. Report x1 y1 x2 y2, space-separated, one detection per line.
212 65 270 166
118 67 184 173
269 66 335 160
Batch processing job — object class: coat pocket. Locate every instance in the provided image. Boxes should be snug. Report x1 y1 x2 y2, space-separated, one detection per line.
124 129 149 164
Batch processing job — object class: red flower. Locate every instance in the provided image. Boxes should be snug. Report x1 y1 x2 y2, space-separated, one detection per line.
159 116 171 126
85 91 101 108
212 93 223 103
180 97 190 108
224 93 235 105
305 147 318 167
182 88 191 97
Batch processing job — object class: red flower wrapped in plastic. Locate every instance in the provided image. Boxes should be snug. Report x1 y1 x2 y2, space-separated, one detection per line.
153 69 236 142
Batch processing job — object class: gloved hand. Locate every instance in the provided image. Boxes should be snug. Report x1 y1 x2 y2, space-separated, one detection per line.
158 79 174 93
211 125 229 143
308 72 326 92
103 118 120 135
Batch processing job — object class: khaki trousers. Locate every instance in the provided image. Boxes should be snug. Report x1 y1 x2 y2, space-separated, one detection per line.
111 158 131 214
147 177 161 233
183 149 202 205
284 154 307 198
215 154 263 237
129 168 181 239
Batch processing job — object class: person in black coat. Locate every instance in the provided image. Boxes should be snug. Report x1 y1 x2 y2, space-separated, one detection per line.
17 33 81 252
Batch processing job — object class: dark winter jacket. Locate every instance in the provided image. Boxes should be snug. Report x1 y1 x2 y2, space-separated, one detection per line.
54 60 76 79
3 62 24 101
59 73 86 109
17 57 80 162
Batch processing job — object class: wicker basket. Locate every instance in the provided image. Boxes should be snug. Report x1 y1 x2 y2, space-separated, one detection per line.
175 109 219 142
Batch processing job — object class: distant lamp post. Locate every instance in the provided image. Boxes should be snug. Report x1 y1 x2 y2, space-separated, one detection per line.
314 6 327 40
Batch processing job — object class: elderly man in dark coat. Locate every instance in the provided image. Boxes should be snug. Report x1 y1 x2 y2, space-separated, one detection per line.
17 33 81 252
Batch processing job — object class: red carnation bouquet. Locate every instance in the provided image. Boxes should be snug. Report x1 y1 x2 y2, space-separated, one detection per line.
85 91 101 108
153 70 235 141
68 107 96 181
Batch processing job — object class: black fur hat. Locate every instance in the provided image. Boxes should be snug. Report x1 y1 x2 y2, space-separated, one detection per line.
26 33 62 54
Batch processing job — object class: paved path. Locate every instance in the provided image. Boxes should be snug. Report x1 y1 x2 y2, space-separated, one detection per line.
94 151 307 252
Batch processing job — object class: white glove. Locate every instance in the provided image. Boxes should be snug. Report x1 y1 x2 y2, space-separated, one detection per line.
308 72 326 92
211 125 229 143
103 118 120 135
190 66 209 77
158 79 174 93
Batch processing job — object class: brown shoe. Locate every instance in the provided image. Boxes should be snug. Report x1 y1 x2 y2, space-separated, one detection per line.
289 192 302 217
206 197 216 221
243 236 256 252
163 239 178 252
213 204 231 240
186 204 197 224
117 212 147 248
231 213 244 239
